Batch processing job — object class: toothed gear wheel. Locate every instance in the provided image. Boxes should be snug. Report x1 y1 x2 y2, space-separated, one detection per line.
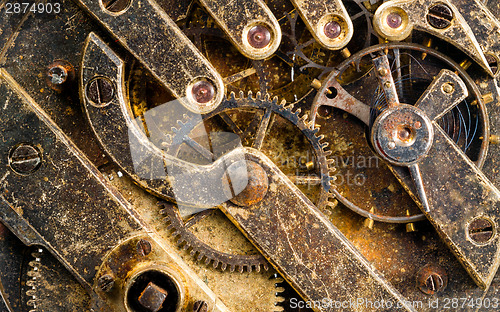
20 247 90 312
159 91 333 271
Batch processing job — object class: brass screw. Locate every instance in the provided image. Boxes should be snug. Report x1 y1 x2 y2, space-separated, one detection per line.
442 83 454 94
468 217 494 244
427 3 453 29
86 77 115 107
137 239 152 256
378 68 389 77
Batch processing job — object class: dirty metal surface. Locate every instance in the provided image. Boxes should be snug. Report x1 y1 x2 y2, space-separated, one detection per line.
2 0 500 311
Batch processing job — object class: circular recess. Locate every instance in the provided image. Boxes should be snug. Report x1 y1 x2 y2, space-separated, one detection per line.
373 6 411 41
468 217 495 245
125 270 182 312
186 78 219 112
317 14 352 49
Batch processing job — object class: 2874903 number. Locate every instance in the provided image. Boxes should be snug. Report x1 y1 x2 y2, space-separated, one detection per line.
5 2 61 14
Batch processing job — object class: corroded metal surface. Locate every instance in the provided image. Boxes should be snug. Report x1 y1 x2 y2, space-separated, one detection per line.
221 148 415 312
2 0 500 311
75 0 225 113
198 0 281 59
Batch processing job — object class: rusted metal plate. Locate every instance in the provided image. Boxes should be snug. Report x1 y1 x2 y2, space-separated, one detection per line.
221 148 416 312
0 69 231 312
198 0 281 59
75 0 225 113
373 0 500 77
416 125 500 289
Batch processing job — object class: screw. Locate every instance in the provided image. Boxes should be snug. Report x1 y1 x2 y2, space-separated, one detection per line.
427 4 453 29
191 80 215 104
417 264 448 295
442 82 454 94
388 142 396 150
102 0 131 13
137 239 152 256
486 54 499 75
223 161 269 207
98 274 115 293
247 25 272 49
9 144 41 174
468 217 494 243
324 21 341 39
386 12 403 29
414 121 422 129
193 300 208 312
378 68 389 77
86 77 115 107
138 282 169 312
46 60 74 92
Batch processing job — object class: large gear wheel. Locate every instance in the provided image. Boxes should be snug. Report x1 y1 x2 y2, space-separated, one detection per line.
158 91 333 272
312 42 488 224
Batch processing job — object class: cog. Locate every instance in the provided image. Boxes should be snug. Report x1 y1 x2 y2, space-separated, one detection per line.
313 42 488 224
159 91 333 271
21 247 90 312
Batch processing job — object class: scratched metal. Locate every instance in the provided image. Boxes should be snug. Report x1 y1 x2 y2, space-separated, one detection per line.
75 0 225 113
221 148 416 312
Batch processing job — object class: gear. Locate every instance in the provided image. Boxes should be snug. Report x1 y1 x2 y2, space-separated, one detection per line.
21 248 90 312
159 91 333 271
271 273 314 312
313 42 488 223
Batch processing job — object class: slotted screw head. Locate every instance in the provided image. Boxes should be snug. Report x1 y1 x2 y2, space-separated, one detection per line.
98 274 115 293
247 25 272 49
9 144 41 174
427 4 453 29
468 217 494 243
102 0 131 13
137 239 152 256
193 300 208 312
324 21 341 39
417 264 448 295
86 77 115 107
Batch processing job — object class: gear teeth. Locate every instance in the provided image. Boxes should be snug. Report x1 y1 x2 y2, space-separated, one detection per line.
272 96 279 104
264 93 271 101
239 90 245 99
26 248 43 312
247 91 253 99
221 263 228 271
256 91 262 100
229 91 237 100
